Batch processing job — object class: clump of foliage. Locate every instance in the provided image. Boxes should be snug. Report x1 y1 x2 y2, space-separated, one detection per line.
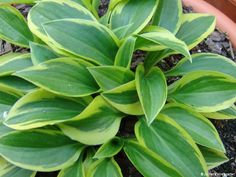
0 0 235 176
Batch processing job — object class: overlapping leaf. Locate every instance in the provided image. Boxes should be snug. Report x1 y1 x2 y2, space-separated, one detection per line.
166 53 236 78
161 103 225 152
43 19 119 65
88 66 134 91
58 156 84 177
0 129 85 171
59 96 124 145
199 146 228 170
124 141 182 177
0 53 32 77
144 14 216 69
135 115 208 177
136 65 167 124
152 0 182 34
114 36 136 68
87 158 122 177
102 81 143 115
136 27 190 58
0 156 36 177
0 122 14 138
0 86 21 120
110 0 159 39
94 137 124 159
4 89 92 130
30 42 59 65
0 76 36 94
168 71 236 112
202 105 236 120
28 0 97 41
177 14 216 49
0 5 35 47
15 58 100 97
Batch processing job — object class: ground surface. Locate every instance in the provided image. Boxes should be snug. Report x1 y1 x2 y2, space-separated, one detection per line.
0 1 235 177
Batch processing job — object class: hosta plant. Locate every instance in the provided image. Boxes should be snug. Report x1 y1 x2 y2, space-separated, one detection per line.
0 0 235 176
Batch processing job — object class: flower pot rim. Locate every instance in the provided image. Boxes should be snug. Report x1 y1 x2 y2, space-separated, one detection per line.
182 0 236 48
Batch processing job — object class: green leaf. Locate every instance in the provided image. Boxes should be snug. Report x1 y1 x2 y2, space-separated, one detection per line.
43 19 119 65
14 58 100 97
0 121 14 138
168 71 236 112
107 0 123 10
0 129 85 171
83 148 96 176
59 96 124 145
135 65 167 125
0 76 36 94
135 27 166 52
152 0 182 34
0 86 21 121
136 27 191 61
161 103 225 152
202 105 236 120
30 42 59 65
177 14 216 50
28 0 97 42
199 146 228 170
110 0 159 39
0 53 33 77
0 5 35 47
58 156 85 177
135 115 208 177
166 53 236 78
88 66 134 91
4 89 92 130
102 81 143 115
0 156 36 177
123 141 182 177
91 0 100 13
144 14 216 70
0 53 20 61
114 36 136 68
94 137 124 159
87 158 122 177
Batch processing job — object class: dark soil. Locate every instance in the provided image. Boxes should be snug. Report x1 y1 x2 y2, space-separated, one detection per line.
0 2 235 177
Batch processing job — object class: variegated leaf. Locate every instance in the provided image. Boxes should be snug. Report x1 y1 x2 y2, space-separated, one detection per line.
0 5 35 47
102 81 143 115
110 0 159 39
87 158 122 177
0 156 36 177
161 103 225 152
59 96 124 145
152 0 182 34
135 115 208 177
0 129 85 171
136 65 167 124
166 53 236 78
124 140 182 177
15 58 100 97
43 19 119 65
30 42 59 65
168 71 236 112
88 66 134 91
4 89 92 130
94 137 124 159
0 53 32 77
